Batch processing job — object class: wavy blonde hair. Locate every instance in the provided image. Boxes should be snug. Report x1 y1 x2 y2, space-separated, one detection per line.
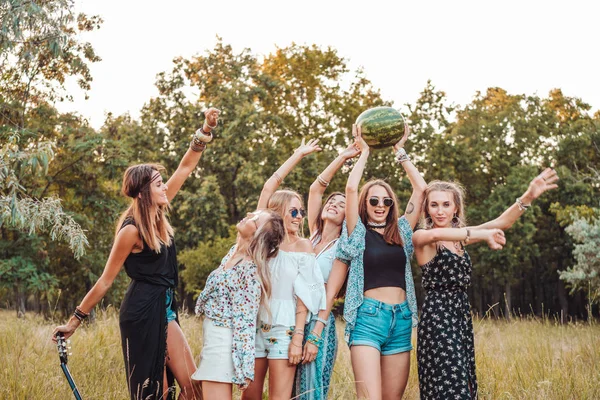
248 210 285 317
421 180 467 229
116 164 173 252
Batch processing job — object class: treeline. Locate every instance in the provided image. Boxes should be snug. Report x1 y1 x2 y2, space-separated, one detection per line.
1 2 599 320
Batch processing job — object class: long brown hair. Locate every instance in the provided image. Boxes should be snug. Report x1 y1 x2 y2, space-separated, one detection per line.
358 179 403 246
267 189 305 237
116 164 173 252
421 180 467 229
248 210 285 318
311 191 345 241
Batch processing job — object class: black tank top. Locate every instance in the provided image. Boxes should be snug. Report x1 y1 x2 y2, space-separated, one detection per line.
363 228 406 292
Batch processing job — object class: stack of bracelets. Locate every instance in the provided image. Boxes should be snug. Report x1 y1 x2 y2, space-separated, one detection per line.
190 119 216 152
307 331 324 348
73 306 89 322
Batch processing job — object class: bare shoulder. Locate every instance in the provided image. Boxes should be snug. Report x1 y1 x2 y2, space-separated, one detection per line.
294 238 314 253
115 224 141 248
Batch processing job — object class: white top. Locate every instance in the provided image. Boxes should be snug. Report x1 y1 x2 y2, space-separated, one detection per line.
259 250 326 326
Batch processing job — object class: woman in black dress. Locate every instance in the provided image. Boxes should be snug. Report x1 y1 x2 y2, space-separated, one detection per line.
413 169 558 399
53 107 220 400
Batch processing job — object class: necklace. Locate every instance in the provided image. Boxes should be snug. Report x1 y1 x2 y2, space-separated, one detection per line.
367 222 387 229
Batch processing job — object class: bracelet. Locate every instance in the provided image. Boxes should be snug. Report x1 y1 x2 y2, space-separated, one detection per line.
290 341 303 348
317 175 329 187
313 316 328 326
190 140 206 152
395 147 410 163
273 172 283 184
516 197 531 211
73 306 89 321
194 128 213 144
306 332 323 348
293 330 305 336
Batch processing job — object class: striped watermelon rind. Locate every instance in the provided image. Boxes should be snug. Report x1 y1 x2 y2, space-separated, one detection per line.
355 107 405 149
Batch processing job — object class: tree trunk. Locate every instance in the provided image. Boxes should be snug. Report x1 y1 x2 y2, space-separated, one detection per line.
15 285 26 318
557 279 569 324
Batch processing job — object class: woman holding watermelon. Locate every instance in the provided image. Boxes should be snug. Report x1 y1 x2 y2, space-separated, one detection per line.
335 123 427 399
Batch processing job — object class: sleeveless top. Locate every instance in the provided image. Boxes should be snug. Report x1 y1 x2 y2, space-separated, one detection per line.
311 235 340 283
363 228 407 291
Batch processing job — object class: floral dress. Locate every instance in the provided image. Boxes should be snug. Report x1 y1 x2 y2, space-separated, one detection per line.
195 246 261 385
417 245 477 399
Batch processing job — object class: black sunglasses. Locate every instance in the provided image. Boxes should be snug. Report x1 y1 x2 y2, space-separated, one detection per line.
369 197 394 207
290 208 306 218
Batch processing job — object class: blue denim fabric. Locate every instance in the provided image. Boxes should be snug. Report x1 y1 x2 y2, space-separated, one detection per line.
349 297 413 355
166 288 176 323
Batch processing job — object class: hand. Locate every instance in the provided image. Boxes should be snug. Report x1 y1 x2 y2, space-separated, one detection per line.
52 321 78 343
484 229 506 250
392 123 410 152
352 124 369 153
340 142 361 160
238 378 252 391
288 338 304 365
203 107 221 131
294 138 322 157
302 342 319 364
524 168 559 202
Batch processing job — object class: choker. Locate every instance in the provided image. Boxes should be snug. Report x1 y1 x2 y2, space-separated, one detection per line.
367 222 387 229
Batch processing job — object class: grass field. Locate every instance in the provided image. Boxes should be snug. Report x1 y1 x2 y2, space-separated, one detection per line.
1 309 599 399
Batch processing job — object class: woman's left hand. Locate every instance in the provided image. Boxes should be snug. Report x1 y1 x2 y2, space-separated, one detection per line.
288 337 304 365
204 107 220 129
238 378 251 391
526 167 559 201
392 122 411 152
302 342 319 364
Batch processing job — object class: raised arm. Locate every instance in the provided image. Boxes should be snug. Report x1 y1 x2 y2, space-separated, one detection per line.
257 138 321 209
346 125 370 235
392 124 427 229
166 107 220 202
53 225 139 340
308 143 360 235
472 168 559 230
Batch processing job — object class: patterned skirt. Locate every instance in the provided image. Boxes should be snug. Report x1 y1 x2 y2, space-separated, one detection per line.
293 313 338 400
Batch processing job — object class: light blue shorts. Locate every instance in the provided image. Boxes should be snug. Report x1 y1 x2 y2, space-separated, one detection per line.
349 297 413 355
255 322 295 359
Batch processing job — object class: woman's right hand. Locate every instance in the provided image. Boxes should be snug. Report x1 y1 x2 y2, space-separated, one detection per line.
294 138 322 157
352 124 370 154
484 229 506 250
52 320 79 343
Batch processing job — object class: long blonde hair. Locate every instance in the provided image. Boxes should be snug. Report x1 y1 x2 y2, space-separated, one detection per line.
116 164 174 252
248 210 285 316
267 189 305 237
421 180 467 229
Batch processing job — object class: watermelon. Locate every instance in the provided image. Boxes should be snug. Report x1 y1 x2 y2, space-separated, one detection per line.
355 107 405 149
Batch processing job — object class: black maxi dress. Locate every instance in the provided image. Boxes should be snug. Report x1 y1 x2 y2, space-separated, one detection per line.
119 219 179 400
417 245 478 400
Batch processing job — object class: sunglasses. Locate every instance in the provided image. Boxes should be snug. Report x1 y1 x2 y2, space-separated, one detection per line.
248 211 263 229
290 208 306 218
369 197 394 207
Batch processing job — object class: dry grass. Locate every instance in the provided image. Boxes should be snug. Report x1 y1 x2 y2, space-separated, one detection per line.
1 309 599 399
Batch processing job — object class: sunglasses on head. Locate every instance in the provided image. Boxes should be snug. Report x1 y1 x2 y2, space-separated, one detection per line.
369 197 394 207
290 208 306 218
248 211 263 229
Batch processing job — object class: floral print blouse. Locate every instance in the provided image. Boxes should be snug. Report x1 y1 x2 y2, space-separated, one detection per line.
195 245 260 384
336 216 418 343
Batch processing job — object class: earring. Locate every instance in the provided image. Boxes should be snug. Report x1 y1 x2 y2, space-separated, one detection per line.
451 214 460 228
425 216 433 229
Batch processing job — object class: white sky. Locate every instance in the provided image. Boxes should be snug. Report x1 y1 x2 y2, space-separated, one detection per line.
61 0 600 129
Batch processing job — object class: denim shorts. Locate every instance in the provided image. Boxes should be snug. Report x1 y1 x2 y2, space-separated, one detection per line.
255 323 295 359
166 288 177 323
349 297 413 355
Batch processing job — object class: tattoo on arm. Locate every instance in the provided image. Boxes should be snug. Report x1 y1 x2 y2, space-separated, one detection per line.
406 202 415 215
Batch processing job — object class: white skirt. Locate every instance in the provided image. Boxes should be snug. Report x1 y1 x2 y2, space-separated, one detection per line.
191 317 235 383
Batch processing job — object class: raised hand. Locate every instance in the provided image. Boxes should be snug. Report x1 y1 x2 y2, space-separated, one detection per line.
392 122 411 152
340 141 361 160
352 124 370 153
526 168 559 201
485 229 506 250
294 138 322 157
203 107 221 130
